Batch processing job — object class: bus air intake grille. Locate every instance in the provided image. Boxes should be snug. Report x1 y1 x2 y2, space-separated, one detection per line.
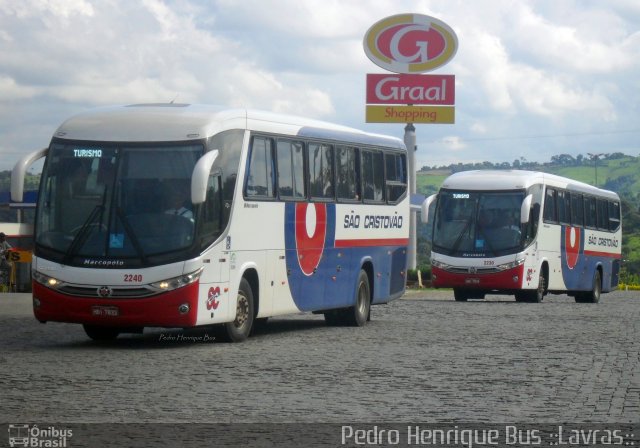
445 266 501 275
58 285 158 298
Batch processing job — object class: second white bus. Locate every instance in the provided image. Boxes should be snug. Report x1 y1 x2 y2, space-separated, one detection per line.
423 170 621 302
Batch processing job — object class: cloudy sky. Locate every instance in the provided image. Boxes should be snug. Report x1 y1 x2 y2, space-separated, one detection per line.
1 0 639 173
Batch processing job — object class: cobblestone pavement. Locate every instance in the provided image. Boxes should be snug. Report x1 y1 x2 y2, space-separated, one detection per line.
1 290 639 424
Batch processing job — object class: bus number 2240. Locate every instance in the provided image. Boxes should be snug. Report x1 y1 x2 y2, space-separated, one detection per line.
124 274 143 283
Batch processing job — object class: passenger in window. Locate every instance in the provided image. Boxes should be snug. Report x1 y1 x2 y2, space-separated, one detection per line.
478 210 494 229
165 185 193 220
499 211 520 231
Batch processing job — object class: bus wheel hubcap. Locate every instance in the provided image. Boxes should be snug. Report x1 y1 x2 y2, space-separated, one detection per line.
357 282 367 314
236 294 249 327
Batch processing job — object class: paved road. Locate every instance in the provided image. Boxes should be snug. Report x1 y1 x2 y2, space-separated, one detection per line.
1 289 639 427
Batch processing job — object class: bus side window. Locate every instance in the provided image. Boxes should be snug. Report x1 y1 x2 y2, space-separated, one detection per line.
385 152 407 204
596 199 609 231
571 193 584 227
557 190 570 225
524 202 540 246
200 174 223 249
362 149 385 203
276 139 305 200
308 143 334 200
543 188 557 223
609 201 621 231
245 137 275 199
336 146 360 201
584 196 597 229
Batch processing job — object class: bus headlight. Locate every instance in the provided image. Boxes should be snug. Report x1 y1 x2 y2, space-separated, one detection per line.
431 259 451 270
496 257 526 271
33 271 64 289
150 268 203 292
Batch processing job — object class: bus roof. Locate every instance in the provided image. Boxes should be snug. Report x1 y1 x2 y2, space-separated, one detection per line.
52 103 405 150
441 170 619 200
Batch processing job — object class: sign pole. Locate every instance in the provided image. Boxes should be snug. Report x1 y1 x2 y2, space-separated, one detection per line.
363 13 458 275
404 122 417 270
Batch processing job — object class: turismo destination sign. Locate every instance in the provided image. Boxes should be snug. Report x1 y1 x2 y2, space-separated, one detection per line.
366 105 455 124
363 13 458 74
366 74 454 105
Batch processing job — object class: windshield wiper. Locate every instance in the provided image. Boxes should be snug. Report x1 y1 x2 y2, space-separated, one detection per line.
63 205 104 263
449 218 473 253
116 207 148 265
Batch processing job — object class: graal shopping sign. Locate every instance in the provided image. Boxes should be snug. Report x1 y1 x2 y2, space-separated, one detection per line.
364 14 458 124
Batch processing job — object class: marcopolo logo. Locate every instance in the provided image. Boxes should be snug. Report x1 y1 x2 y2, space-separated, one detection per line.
363 13 458 74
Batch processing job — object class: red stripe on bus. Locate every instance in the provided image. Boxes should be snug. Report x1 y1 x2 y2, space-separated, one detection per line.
583 250 622 259
334 238 409 248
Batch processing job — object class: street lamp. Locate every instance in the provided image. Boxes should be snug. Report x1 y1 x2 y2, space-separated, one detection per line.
587 152 605 187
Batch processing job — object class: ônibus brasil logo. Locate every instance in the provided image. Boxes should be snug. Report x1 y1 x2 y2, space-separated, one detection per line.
363 13 458 74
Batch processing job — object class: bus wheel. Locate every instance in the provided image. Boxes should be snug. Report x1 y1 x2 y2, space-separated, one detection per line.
514 293 528 302
83 325 120 341
345 270 371 326
324 270 371 326
222 278 255 342
323 310 344 326
527 273 546 303
578 270 601 304
453 289 468 302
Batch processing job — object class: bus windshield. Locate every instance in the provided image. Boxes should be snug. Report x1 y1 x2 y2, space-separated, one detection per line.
36 142 205 266
433 189 525 257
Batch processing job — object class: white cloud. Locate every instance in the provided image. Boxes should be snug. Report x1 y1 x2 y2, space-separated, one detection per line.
0 76 38 101
470 123 487 134
439 136 467 151
0 0 94 19
0 0 638 172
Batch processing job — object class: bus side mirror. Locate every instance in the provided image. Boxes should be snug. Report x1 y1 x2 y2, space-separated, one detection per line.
520 194 533 224
421 194 437 223
11 148 48 202
191 150 219 205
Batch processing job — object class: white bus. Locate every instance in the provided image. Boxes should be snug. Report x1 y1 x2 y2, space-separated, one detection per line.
422 170 621 302
12 104 409 341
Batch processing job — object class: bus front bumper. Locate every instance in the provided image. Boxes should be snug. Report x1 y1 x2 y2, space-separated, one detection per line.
32 281 199 328
431 264 525 290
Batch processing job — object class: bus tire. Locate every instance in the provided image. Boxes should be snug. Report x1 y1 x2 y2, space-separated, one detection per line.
515 293 529 302
527 273 546 303
221 278 255 342
453 289 468 302
83 324 120 341
323 309 344 326
345 269 371 326
326 270 371 326
578 270 601 304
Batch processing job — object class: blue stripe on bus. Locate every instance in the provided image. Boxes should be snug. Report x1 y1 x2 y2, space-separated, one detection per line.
284 202 407 311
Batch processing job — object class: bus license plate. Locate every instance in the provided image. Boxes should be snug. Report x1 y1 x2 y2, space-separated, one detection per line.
91 306 120 317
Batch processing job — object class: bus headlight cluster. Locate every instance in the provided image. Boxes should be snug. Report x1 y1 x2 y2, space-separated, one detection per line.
431 259 451 270
33 271 64 289
150 268 203 292
496 257 526 271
